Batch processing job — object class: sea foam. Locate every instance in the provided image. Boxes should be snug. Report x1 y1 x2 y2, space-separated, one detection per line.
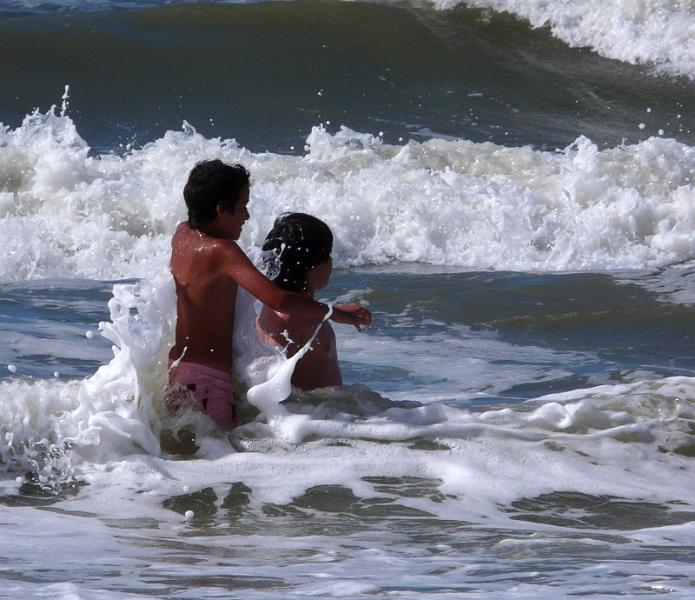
434 0 695 79
2 265 695 534
2 109 695 281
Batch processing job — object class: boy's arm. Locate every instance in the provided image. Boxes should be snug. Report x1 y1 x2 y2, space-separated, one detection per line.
222 241 371 329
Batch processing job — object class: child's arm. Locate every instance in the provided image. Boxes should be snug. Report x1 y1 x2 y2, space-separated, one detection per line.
331 303 372 330
221 241 371 330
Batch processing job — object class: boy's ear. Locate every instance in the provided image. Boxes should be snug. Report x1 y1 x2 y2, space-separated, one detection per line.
215 202 225 217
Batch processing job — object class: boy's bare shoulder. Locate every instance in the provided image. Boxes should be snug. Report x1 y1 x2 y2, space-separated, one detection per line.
171 222 243 260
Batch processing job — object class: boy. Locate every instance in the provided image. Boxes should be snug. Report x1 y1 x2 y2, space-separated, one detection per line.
168 160 371 430
257 213 349 390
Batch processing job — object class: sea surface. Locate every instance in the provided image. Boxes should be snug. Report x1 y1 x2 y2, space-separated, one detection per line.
2 1 695 598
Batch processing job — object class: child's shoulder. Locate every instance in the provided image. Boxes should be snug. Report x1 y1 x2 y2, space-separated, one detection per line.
257 306 290 341
172 222 241 256
258 305 335 353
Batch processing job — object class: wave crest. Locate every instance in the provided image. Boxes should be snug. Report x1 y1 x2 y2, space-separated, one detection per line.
436 0 695 79
2 110 695 281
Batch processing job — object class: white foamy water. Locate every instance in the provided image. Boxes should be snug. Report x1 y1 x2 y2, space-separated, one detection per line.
1 272 694 527
2 265 695 595
2 108 695 282
435 0 695 79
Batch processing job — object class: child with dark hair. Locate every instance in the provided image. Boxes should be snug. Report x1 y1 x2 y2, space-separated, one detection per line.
261 213 333 293
168 162 371 430
183 159 251 229
257 213 365 390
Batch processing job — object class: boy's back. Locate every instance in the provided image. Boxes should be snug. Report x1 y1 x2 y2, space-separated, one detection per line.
169 222 240 372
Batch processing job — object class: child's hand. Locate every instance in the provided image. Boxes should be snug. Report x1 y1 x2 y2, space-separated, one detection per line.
333 304 373 331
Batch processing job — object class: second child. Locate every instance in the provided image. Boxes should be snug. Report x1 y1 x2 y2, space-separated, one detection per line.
257 213 369 390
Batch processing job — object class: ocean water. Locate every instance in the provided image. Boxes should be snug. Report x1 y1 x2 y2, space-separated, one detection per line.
3 1 695 598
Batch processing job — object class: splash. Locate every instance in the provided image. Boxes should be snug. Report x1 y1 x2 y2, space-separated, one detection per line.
246 304 333 421
0 271 176 489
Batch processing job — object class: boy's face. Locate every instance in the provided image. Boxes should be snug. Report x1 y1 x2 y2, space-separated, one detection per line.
218 186 250 240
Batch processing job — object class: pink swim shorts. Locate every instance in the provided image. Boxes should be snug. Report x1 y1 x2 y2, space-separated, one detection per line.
167 360 237 430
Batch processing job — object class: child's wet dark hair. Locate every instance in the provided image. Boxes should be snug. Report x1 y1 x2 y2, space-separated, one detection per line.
262 213 333 293
183 160 250 229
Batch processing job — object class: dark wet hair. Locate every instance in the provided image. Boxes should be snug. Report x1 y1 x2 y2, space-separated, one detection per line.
262 213 333 293
183 160 250 229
